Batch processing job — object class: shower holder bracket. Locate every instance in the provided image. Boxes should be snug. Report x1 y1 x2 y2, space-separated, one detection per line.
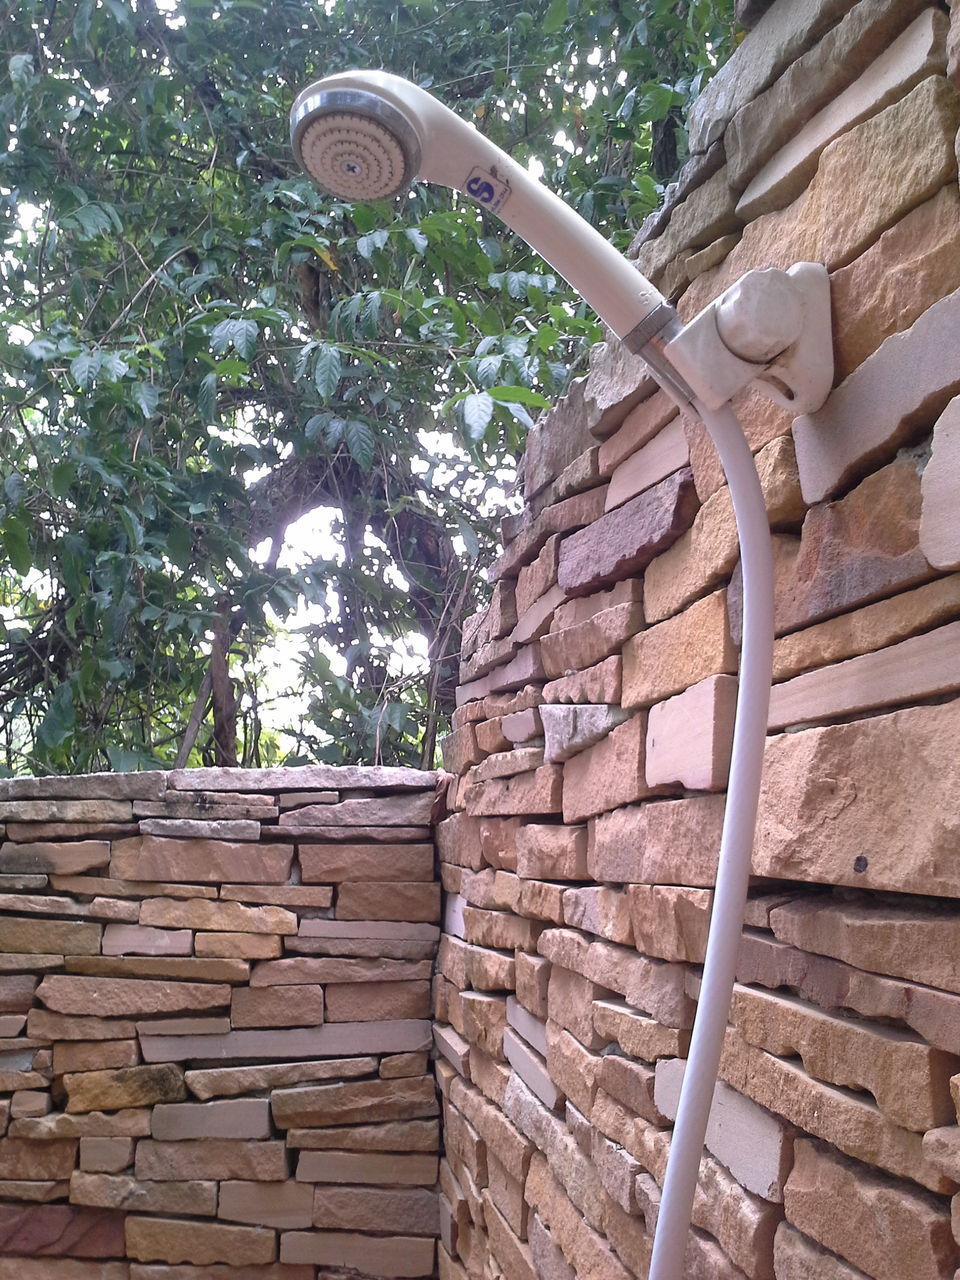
662 262 833 414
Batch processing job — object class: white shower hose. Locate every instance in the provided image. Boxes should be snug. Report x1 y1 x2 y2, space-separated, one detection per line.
647 399 776 1280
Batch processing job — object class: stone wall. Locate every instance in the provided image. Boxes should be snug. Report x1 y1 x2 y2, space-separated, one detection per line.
434 2 960 1277
0 765 441 1278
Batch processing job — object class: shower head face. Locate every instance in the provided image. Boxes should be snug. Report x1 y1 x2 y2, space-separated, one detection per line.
291 84 422 201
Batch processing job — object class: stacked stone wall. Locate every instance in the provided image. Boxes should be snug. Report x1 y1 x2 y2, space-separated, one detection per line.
435 2 960 1277
0 765 441 1278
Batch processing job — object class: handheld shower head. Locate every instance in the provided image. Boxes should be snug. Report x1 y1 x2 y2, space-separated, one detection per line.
290 70 674 350
291 84 421 201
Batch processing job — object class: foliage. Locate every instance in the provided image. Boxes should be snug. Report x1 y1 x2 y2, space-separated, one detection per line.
0 0 734 773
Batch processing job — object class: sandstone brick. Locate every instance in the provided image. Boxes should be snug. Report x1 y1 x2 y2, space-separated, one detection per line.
0 1259 128 1279
775 456 932 637
545 1023 600 1116
101 925 192 957
183 1056 376 1101
523 1152 632 1280
10 1109 150 1141
720 1029 950 1193
656 1058 793 1201
152 1098 270 1141
684 386 796 505
489 487 608 584
515 535 561 617
460 991 508 1059
539 928 692 1028
135 1138 287 1182
686 74 960 332
111 836 293 883
581 339 657 436
335 881 440 922
772 573 960 682
39 974 230 1019
78 1137 133 1173
623 588 736 708
540 703 629 764
643 484 740 622
324 979 429 1022
562 886 632 944
733 983 957 1131
756 700 960 897
556 467 698 597
63 1064 185 1113
562 713 651 823
737 930 960 1058
835 185 960 380
773 1221 873 1279
515 951 550 1020
727 0 930 185
588 793 725 885
271 1076 438 1129
195 932 281 959
462 906 540 951
796 280 960 505
515 823 587 881
769 896 960 998
0 1137 77 1179
784 1138 958 1280
287 1116 439 1152
547 965 608 1050
519 879 565 924
312 1184 438 1235
0 839 110 876
231 983 325 1034
604 414 689 514
281 1229 435 1274
592 998 688 1061
464 765 562 819
646 674 738 791
922 393 960 570
125 1216 275 1266
540 604 643 681
70 1170 217 1216
543 656 622 707
217 1179 313 1230
0 1203 125 1258
467 745 544 784
298 841 433 882
139 897 296 934
739 12 949 220
629 885 712 962
483 1191 536 1278
65 955 248 983
0 916 100 956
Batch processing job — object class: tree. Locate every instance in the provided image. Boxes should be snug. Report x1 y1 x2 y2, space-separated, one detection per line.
0 0 733 773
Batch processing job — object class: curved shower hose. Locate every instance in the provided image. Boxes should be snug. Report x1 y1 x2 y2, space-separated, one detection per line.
646 400 775 1280
289 71 779 1279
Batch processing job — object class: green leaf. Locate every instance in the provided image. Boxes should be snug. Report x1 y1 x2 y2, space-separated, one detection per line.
210 317 258 360
344 419 375 471
543 0 567 34
70 351 101 390
8 53 34 93
486 385 549 408
37 681 75 751
461 392 494 440
2 516 31 575
197 372 217 422
132 382 160 418
313 344 342 400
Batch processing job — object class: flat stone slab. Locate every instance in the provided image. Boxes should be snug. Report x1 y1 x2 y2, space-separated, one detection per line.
168 766 437 791
139 1019 432 1062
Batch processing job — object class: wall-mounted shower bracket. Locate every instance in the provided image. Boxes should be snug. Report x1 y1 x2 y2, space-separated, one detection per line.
662 262 833 414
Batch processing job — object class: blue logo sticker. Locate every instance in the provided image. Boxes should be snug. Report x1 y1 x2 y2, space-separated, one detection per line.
465 167 510 213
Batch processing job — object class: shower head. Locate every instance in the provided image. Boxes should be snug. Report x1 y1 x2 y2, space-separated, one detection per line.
290 84 421 201
290 71 674 350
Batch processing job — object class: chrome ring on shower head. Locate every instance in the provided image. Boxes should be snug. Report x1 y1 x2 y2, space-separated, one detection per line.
290 85 422 201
